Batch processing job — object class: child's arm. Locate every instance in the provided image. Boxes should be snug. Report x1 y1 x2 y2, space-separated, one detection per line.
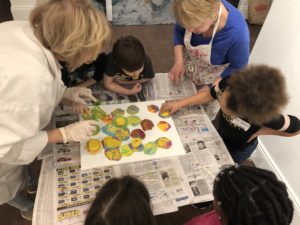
115 78 151 85
160 89 214 115
103 74 142 95
248 115 300 142
77 78 97 88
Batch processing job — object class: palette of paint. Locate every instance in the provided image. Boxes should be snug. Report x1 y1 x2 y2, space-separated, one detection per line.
80 100 185 169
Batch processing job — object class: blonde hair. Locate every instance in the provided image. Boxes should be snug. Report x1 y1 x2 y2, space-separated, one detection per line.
30 0 111 71
173 0 220 28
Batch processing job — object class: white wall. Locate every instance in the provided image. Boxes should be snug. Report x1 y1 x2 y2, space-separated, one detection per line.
250 0 300 223
10 0 37 20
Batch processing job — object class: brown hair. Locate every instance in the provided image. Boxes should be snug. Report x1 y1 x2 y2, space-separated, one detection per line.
112 36 145 72
84 176 156 225
30 0 111 71
226 64 289 125
173 0 220 29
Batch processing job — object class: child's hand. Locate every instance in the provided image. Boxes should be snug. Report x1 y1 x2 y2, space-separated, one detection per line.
72 102 90 115
160 101 181 115
129 83 142 95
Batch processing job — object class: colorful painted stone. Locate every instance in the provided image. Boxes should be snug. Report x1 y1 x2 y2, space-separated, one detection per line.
140 119 154 131
130 129 146 139
143 142 158 155
126 105 139 114
105 149 122 161
93 125 100 135
147 104 159 113
102 136 121 150
114 128 130 141
111 108 125 117
129 138 144 152
159 110 170 118
82 106 106 121
91 106 107 121
155 137 172 149
112 116 128 129
120 145 134 157
102 115 113 125
157 121 171 132
101 125 119 136
127 116 141 126
86 139 101 154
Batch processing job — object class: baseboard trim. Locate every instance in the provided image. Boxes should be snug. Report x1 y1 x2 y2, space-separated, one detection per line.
252 141 300 213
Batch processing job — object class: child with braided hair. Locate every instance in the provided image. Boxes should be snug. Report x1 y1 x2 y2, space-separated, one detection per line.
185 165 294 225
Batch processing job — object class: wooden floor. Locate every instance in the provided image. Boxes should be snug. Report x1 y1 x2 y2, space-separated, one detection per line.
0 4 261 224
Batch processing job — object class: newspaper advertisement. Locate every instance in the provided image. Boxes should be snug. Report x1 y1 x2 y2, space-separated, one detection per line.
32 156 54 225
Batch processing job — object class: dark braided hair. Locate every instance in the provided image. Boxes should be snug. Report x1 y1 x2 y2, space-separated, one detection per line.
84 176 156 225
213 165 294 225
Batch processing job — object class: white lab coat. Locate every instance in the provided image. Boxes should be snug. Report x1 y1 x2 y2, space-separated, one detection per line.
0 21 66 203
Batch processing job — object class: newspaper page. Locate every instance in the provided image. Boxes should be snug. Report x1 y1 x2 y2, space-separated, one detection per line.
152 73 197 100
172 110 234 203
32 156 54 225
117 158 193 207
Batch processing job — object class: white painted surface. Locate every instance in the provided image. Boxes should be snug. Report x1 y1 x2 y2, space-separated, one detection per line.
250 0 300 223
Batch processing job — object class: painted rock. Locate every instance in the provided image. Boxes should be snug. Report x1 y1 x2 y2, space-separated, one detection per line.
157 121 171 132
129 138 144 152
102 136 121 150
143 142 158 155
147 104 159 113
120 145 134 157
105 149 122 161
159 110 170 118
86 139 101 154
111 108 125 117
127 105 139 114
112 116 128 129
140 119 154 131
127 116 141 126
130 129 146 139
155 137 172 149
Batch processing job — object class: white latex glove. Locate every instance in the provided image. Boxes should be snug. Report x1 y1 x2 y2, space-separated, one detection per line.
63 87 97 105
59 120 99 143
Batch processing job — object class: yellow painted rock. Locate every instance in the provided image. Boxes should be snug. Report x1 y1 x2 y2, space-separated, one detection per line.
155 137 172 149
105 149 122 161
102 136 121 150
120 145 134 157
86 139 101 154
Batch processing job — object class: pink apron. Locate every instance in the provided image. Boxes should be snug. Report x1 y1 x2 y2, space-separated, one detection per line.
184 5 229 120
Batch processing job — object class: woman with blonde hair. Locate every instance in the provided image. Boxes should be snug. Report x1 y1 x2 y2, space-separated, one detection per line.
0 0 110 220
169 0 249 120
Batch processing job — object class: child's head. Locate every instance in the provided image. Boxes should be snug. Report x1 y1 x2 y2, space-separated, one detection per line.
213 165 294 225
112 36 145 78
84 176 156 225
219 64 289 125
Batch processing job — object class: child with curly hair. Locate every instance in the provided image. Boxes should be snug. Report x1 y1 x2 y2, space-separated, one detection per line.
161 64 300 163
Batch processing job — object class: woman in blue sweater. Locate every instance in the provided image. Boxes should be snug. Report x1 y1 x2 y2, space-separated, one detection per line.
170 0 250 120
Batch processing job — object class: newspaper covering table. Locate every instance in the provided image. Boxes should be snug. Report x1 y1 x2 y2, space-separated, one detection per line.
33 74 234 225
